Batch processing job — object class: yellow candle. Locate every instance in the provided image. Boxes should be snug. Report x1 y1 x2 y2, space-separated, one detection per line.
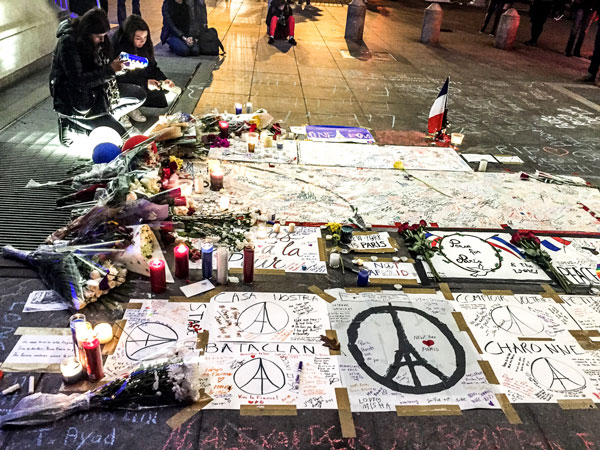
94 323 113 344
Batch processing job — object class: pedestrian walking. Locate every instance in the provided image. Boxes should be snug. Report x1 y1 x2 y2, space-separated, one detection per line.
565 0 598 56
525 0 554 45
580 2 600 82
480 0 513 36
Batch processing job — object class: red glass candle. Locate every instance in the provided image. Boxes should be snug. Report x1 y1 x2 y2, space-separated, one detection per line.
174 196 187 206
83 331 104 382
218 121 229 139
243 244 254 284
149 258 166 293
210 168 224 191
174 244 190 279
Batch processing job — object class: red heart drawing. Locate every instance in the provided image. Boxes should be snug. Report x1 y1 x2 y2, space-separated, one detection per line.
248 400 254 404
250 354 255 358
422 340 435 347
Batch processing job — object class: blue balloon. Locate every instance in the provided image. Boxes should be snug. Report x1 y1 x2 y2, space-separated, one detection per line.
92 142 121 164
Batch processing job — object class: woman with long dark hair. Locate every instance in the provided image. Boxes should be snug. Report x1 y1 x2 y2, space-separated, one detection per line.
160 0 208 56
112 15 176 125
49 8 146 146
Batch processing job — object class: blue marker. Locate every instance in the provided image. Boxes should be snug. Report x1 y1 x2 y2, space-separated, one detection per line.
293 361 303 391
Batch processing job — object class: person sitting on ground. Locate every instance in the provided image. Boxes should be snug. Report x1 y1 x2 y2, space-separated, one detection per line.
266 0 296 46
49 8 146 146
160 0 208 57
579 0 600 82
112 15 177 126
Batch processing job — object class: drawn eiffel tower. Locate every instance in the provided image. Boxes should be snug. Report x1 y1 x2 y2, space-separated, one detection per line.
246 302 280 333
541 358 585 391
238 358 283 394
126 323 178 359
495 306 542 335
385 303 450 388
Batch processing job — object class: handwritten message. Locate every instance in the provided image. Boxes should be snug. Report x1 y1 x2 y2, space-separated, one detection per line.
362 261 420 282
350 232 396 253
3 334 73 367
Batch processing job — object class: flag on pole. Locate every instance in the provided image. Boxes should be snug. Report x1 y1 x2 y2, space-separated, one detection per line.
427 77 449 134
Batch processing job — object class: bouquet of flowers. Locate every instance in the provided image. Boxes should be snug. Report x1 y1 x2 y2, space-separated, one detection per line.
398 220 441 281
510 230 572 293
0 351 202 427
2 245 127 310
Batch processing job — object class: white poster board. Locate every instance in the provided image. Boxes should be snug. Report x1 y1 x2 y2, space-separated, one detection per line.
349 232 396 253
542 237 600 286
2 334 74 370
362 261 421 283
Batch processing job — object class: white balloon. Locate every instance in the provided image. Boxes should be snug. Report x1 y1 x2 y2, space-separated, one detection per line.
88 126 122 148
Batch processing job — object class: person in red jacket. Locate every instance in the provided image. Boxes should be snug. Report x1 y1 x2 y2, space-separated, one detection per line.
266 0 296 46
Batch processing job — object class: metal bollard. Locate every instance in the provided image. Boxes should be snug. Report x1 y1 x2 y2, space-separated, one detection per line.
345 0 367 41
420 3 443 45
494 8 520 50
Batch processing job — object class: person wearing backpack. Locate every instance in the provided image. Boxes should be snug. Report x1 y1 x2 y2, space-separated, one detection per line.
49 8 146 146
266 0 297 46
160 0 206 56
112 15 177 126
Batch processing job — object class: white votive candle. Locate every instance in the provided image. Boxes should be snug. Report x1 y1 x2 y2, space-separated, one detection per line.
288 223 296 233
60 357 83 384
329 253 341 268
216 247 229 285
94 323 113 345
273 223 281 233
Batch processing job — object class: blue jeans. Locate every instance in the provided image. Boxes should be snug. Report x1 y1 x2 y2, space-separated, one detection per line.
118 0 141 25
166 36 200 57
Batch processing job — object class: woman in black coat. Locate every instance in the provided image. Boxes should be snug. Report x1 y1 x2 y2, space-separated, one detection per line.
160 0 208 56
112 15 176 124
49 8 146 146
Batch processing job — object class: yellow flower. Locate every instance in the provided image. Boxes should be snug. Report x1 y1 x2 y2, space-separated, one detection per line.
393 161 404 170
169 155 184 171
326 222 341 233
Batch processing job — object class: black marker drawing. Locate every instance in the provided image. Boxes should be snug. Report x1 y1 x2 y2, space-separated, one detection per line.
348 304 466 394
490 305 545 336
233 357 286 395
437 233 502 277
125 322 178 361
531 357 586 392
237 302 289 334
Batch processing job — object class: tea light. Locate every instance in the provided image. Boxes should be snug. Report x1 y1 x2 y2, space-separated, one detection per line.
218 121 229 139
246 132 258 153
149 258 166 293
329 253 341 268
273 223 281 233
174 244 190 279
257 225 268 239
194 175 204 194
94 323 113 345
219 195 230 211
450 132 464 146
288 223 296 233
60 357 83 384
210 168 224 191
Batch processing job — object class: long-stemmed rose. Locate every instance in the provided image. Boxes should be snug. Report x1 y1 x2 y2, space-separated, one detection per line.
510 230 572 294
398 220 440 281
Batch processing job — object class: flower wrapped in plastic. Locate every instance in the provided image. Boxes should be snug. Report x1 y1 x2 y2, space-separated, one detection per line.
2 245 127 310
397 220 441 281
0 350 202 427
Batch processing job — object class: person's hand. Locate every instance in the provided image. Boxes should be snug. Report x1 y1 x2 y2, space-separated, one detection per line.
183 36 194 46
148 79 161 90
162 79 175 89
111 59 125 72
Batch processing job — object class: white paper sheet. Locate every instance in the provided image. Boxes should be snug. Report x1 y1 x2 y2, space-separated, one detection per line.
23 291 69 312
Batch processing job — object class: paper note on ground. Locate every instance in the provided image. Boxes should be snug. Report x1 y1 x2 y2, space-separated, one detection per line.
23 290 69 312
2 335 73 368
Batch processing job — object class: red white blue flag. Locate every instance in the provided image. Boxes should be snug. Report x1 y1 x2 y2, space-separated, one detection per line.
428 77 449 134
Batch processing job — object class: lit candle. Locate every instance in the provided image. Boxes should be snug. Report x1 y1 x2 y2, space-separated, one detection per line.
357 269 369 287
216 246 229 285
247 132 258 153
329 253 341 268
180 182 193 197
210 168 224 191
69 313 86 357
243 244 255 284
174 244 189 279
264 134 273 148
235 102 242 114
149 258 166 293
94 323 113 345
201 241 214 280
83 330 104 382
288 223 296 233
257 225 268 239
218 121 229 139
174 196 187 207
207 160 220 174
273 223 280 233
194 175 204 194
60 357 83 384
75 321 92 369
219 195 230 211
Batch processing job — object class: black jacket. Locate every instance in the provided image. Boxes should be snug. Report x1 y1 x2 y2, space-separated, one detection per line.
160 0 208 44
49 19 115 117
111 34 167 88
266 0 293 26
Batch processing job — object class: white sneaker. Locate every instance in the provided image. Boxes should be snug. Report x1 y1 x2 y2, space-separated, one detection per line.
119 114 133 128
129 109 147 122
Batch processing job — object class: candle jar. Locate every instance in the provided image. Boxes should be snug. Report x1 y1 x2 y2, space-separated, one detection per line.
218 120 229 139
275 134 284 150
273 223 281 234
340 226 354 244
329 253 341 269
210 168 224 191
60 357 83 384
357 269 369 287
243 244 255 284
174 244 190 279
83 331 104 382
235 102 242 114
246 102 253 113
201 241 214 280
149 258 167 293
174 196 187 207
69 313 86 357
288 223 296 233
246 132 258 153
194 175 204 194
75 321 92 369
216 246 229 285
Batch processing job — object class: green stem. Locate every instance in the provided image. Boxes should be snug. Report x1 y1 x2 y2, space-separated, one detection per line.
424 254 441 282
548 264 572 294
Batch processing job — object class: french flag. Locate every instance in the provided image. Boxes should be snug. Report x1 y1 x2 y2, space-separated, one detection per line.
428 77 449 134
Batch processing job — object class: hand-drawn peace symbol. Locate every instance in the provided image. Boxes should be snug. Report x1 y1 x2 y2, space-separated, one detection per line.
125 322 179 361
347 304 466 394
236 301 289 334
233 357 286 395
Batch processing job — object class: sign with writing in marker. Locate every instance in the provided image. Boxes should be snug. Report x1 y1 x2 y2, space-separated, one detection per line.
305 125 375 144
362 261 420 283
539 237 600 286
2 334 73 369
350 232 396 253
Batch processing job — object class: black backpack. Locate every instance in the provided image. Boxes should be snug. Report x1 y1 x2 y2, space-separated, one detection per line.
197 28 225 56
